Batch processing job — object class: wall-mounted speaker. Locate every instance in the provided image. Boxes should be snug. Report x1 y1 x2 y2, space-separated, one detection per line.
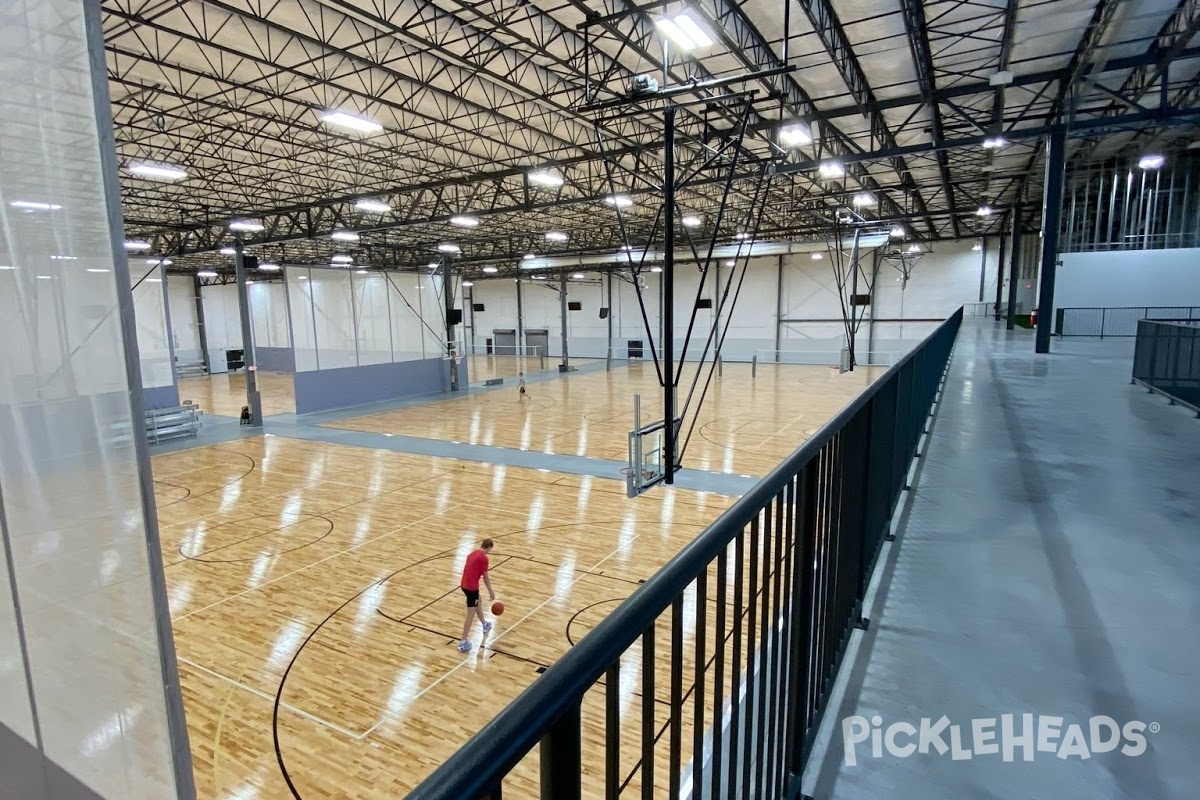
568 301 582 311
599 307 609 319
448 309 463 325
473 303 485 312
696 298 713 309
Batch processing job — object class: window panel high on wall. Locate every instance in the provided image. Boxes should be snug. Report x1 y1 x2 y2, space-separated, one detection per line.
1062 152 1200 252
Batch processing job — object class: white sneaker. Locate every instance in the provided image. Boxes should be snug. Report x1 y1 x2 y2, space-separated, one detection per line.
482 621 493 633
458 640 471 652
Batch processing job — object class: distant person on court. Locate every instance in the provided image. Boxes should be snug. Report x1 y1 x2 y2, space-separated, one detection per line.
518 372 526 400
458 538 496 652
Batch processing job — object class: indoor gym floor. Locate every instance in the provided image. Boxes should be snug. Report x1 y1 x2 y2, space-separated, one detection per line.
150 359 886 798
180 372 297 418
463 353 602 383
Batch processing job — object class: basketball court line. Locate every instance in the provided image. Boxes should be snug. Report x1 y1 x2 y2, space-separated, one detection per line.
178 656 367 741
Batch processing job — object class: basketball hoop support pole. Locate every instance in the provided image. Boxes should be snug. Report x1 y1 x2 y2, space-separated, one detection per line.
663 104 677 484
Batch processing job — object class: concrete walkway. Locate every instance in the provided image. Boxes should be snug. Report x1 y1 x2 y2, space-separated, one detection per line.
809 322 1200 799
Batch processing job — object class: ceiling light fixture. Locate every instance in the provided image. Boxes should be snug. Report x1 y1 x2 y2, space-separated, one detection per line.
147 258 172 266
811 252 823 260
528 170 564 187
258 263 280 271
852 192 876 208
123 240 151 251
331 255 354 264
331 230 360 242
724 260 735 267
230 219 264 232
197 270 218 278
219 247 236 256
650 266 663 273
976 205 993 217
907 244 922 253
779 122 814 148
818 161 845 179
450 215 480 228
605 195 634 208
36 275 53 280
982 136 1008 150
437 243 461 253
50 255 77 261
523 253 537 260
1138 154 1166 170
972 243 983 251
10 201 61 211
355 199 391 213
545 231 569 243
572 273 585 279
86 268 110 273
654 12 714 51
482 266 498 274
129 163 188 181
355 269 369 275
890 226 905 238
681 215 702 228
461 280 474 287
320 110 383 134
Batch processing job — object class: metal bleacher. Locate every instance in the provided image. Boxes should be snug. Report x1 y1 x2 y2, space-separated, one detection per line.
144 405 203 443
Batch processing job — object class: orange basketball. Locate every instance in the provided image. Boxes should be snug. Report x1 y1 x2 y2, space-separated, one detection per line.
491 601 505 616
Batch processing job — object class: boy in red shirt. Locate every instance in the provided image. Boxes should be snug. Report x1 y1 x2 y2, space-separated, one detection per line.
458 539 496 652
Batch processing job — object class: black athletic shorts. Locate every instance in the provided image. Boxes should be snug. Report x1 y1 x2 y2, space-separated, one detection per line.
462 587 480 607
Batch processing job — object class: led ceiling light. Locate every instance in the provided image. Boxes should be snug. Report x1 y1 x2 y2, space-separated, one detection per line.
332 230 360 242
779 122 814 148
437 243 461 253
681 215 702 228
197 270 218 278
482 266 498 274
50 255 77 261
523 253 537 260
331 255 354 264
356 269 369 275
219 247 236 255
572 273 585 279
148 258 172 266
258 263 280 271
852 193 876 208
246 280 256 285
982 136 1008 150
976 205 993 217
907 244 922 253
650 266 663 273
10 201 61 211
528 170 564 187
545 231 569 242
972 243 983 251
86 268 110 273
128 162 188 180
320 110 383 134
450 215 480 228
605 195 634 208
811 252 823 260
655 11 713 51
818 161 845 179
123 240 151 251
355 199 391 213
230 219 264 232
1138 154 1166 170
890 226 905 238
724 260 735 267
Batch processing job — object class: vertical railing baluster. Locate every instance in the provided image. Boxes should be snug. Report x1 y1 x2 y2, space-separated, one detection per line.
540 702 581 800
641 627 655 800
693 570 707 794
754 504 773 796
729 528 745 798
605 662 619 800
740 517 759 800
669 597 684 799
711 547 728 800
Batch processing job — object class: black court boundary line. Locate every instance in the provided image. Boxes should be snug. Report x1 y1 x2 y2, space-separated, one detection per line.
154 449 258 508
177 514 335 564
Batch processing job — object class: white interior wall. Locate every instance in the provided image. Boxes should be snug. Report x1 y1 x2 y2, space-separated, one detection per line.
200 283 243 354
1055 248 1200 308
166 276 201 363
248 281 291 348
130 262 172 389
467 240 991 364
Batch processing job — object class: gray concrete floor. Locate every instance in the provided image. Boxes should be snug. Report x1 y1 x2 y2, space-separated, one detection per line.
808 322 1200 799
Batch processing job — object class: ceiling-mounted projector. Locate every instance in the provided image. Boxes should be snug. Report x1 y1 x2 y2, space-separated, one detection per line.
630 75 659 96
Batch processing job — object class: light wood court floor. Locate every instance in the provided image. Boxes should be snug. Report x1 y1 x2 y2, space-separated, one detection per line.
153 435 758 799
179 372 296 417
465 353 601 382
329 361 886 476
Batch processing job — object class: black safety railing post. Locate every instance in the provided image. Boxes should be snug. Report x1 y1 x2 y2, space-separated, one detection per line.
540 703 581 800
604 662 619 800
641 627 655 800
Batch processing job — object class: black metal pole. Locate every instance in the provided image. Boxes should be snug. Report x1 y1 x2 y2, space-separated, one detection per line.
443 261 459 391
994 231 1007 320
233 242 263 425
1006 202 1023 331
1036 127 1067 353
193 273 210 374
977 235 988 301
664 105 677 483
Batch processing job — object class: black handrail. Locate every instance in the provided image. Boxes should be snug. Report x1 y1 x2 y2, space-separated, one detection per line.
408 307 964 800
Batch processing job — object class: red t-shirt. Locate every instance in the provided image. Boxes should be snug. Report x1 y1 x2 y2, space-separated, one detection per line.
461 549 489 591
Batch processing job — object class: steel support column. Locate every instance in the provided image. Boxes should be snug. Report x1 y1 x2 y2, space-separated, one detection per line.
994 232 1008 321
977 236 989 302
775 255 784 353
606 271 613 369
193 273 210 374
664 105 677 484
559 267 570 371
1007 203 1023 330
233 243 263 425
516 276 525 359
1036 128 1067 353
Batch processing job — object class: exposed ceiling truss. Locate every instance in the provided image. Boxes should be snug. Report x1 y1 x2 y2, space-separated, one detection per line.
100 0 1200 278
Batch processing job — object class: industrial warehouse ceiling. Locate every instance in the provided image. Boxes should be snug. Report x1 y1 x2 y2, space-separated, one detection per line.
103 0 1200 276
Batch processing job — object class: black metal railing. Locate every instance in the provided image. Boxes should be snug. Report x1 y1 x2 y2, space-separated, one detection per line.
1132 320 1200 414
407 309 964 800
1055 306 1200 337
